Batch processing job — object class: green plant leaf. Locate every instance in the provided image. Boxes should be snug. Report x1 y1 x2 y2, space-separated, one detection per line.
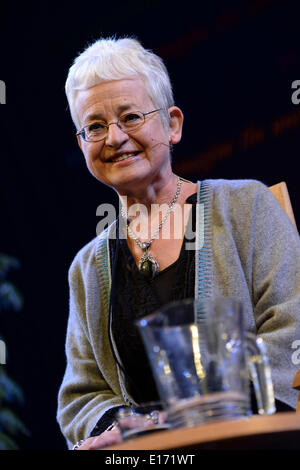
0 281 23 311
0 254 20 281
0 368 25 405
0 408 29 436
0 254 27 448
0 431 19 450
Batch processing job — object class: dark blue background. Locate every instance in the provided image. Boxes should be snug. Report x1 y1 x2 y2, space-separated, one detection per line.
0 0 299 449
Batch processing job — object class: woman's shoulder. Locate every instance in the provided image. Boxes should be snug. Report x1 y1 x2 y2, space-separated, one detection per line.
203 178 268 194
198 178 284 224
201 178 293 230
202 178 272 206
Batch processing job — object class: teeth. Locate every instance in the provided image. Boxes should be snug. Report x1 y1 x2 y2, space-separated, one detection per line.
114 153 136 162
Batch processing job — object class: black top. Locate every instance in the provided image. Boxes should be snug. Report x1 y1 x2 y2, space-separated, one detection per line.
110 193 197 403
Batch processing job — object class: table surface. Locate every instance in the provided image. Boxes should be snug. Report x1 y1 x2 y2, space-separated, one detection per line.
105 412 300 450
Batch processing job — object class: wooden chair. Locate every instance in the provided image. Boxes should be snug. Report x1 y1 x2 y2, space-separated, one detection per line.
269 182 297 230
269 182 300 411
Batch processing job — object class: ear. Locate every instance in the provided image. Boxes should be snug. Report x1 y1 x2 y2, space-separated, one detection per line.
168 106 184 145
76 133 83 150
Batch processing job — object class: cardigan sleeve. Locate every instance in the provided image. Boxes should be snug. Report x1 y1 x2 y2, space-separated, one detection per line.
238 180 300 409
56 242 125 449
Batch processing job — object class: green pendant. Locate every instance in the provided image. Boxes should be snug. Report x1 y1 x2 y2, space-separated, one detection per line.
139 252 159 280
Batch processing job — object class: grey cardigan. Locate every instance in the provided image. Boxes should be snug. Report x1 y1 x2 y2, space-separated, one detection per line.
57 179 300 448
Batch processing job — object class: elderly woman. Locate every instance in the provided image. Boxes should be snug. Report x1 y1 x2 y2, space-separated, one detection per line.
57 36 300 450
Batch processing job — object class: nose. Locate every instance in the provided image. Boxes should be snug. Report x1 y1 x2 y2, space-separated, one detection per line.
104 122 129 148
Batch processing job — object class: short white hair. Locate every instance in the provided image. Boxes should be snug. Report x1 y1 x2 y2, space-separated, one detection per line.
65 36 174 131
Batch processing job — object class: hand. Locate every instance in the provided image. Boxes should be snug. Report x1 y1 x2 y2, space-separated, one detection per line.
76 410 167 450
76 427 122 450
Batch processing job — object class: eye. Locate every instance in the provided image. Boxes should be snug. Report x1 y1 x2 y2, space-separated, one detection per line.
121 113 142 124
87 121 106 133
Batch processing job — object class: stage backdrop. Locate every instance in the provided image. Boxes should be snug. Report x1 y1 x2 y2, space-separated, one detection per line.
0 0 299 449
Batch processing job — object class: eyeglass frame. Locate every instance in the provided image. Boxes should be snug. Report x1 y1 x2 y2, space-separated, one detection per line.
76 108 163 142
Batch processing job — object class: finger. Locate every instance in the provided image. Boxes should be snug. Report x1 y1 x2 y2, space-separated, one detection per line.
159 411 167 424
88 429 122 450
77 437 94 450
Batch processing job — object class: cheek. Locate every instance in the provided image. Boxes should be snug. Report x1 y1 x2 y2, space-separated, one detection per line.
82 142 103 164
135 128 167 152
81 146 106 182
143 130 170 155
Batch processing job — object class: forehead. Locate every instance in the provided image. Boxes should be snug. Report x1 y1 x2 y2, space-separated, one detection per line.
75 77 153 125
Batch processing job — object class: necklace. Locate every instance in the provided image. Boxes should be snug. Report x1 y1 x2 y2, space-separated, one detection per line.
121 175 182 280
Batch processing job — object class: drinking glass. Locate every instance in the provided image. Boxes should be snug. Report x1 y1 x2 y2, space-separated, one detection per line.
136 298 276 428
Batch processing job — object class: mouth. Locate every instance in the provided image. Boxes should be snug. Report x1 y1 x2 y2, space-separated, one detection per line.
106 151 141 163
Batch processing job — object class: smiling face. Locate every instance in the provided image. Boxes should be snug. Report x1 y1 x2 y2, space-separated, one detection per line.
75 77 183 194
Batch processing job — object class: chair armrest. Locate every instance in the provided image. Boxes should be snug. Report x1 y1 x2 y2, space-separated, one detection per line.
292 370 300 412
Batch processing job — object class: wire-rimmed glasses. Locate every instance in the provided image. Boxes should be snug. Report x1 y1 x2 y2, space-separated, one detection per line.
76 108 162 142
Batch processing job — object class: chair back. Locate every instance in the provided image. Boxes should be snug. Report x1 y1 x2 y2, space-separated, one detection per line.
269 182 299 410
269 182 297 229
